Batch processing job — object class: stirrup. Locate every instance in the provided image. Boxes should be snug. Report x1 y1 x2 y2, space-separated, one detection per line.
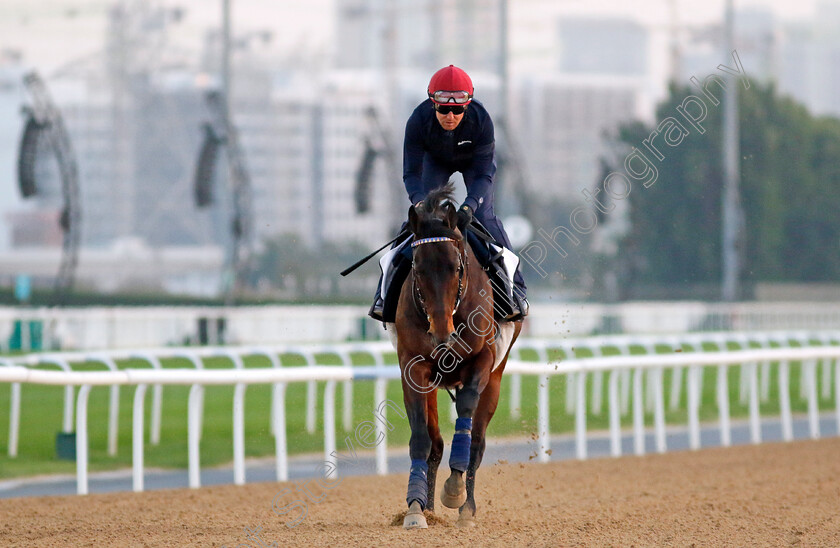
368 299 385 322
504 297 529 322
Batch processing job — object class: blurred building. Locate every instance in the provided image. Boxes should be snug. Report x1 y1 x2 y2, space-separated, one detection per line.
334 0 502 74
5 209 62 247
249 69 402 248
27 73 225 249
315 72 395 245
514 16 650 201
778 2 840 117
1 3 673 296
519 74 646 201
678 4 840 118
0 55 26 253
679 7 780 86
557 17 648 77
4 68 403 295
239 79 317 247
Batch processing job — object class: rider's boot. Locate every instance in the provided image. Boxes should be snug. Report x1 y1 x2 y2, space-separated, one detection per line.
504 272 529 321
369 278 385 322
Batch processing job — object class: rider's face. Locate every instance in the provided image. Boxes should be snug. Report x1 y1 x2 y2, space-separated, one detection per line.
435 109 465 131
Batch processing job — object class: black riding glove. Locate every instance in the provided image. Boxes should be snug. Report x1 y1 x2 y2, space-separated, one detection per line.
456 204 473 231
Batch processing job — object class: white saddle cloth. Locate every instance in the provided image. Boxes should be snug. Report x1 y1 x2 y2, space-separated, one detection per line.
378 240 520 318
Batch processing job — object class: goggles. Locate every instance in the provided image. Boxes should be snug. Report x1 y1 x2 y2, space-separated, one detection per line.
434 103 466 115
431 90 472 104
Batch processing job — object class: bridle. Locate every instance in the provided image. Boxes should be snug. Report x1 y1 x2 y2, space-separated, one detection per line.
410 236 467 321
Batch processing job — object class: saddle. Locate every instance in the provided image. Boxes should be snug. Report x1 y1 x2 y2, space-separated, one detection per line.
377 221 521 323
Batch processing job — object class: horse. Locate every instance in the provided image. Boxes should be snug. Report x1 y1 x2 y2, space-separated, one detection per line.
394 183 522 529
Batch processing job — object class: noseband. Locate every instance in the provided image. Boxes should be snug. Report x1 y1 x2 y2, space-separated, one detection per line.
410 236 467 321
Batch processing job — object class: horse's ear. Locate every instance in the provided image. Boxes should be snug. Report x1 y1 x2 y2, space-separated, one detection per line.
408 204 420 234
443 202 457 230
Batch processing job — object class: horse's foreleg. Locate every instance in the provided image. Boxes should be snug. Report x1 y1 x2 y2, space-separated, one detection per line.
425 392 444 513
440 411 471 509
441 356 490 510
401 365 434 529
457 364 505 528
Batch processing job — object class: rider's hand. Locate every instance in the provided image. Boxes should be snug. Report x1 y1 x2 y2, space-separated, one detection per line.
409 201 424 220
456 204 473 231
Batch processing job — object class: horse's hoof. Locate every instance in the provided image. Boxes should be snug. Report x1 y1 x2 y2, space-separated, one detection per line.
403 513 428 530
440 475 467 509
403 501 428 530
456 512 476 528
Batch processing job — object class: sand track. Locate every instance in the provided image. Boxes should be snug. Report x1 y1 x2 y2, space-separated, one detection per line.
2 438 839 547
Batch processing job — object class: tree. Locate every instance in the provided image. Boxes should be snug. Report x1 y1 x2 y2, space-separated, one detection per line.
607 80 840 291
250 235 375 301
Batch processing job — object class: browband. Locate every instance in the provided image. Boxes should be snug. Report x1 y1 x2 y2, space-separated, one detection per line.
410 236 457 248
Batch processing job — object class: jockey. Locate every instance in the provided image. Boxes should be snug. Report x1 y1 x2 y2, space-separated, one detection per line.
369 64 528 322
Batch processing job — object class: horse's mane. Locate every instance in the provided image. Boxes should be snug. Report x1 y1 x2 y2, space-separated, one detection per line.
422 182 457 212
417 182 460 240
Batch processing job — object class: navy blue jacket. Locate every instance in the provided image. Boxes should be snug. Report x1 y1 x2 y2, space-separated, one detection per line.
402 98 495 212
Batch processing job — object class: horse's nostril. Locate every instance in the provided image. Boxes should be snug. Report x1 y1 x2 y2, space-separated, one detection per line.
428 330 457 349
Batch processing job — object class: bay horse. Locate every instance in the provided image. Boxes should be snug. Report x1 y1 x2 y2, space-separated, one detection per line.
395 183 522 529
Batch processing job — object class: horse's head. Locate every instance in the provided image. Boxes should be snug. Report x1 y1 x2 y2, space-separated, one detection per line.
407 183 467 348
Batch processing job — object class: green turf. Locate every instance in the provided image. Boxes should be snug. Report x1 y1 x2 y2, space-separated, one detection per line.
0 343 835 480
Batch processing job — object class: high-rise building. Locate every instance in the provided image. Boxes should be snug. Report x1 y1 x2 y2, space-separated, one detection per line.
557 17 648 77
519 74 646 201
677 4 840 118
334 0 501 74
511 16 650 202
42 73 223 248
679 7 780 87
236 85 317 247
305 70 402 247
778 3 840 117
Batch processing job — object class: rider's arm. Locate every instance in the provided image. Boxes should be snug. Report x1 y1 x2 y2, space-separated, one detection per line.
403 110 426 205
462 115 495 212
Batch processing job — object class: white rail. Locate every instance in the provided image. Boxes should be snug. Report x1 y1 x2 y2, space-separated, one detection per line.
7 330 834 462
511 330 840 422
0 334 838 495
5 302 840 351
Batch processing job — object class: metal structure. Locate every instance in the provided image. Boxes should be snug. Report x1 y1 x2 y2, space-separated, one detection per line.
105 2 211 247
494 0 532 219
494 118 532 217
721 0 745 301
195 90 254 304
191 0 254 304
354 135 378 214
18 72 82 306
354 107 401 227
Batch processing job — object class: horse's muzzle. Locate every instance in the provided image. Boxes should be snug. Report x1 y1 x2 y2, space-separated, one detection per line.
429 329 457 349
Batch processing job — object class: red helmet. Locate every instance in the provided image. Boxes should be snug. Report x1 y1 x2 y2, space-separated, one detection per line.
427 65 473 106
